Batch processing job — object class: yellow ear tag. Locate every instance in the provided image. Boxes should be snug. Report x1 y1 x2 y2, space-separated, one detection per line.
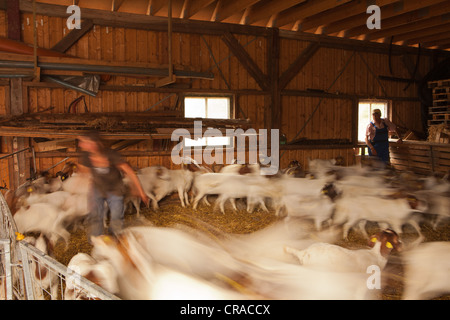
61 175 66 180
321 189 327 194
27 187 33 193
370 237 377 243
386 242 393 249
15 232 25 241
102 235 113 244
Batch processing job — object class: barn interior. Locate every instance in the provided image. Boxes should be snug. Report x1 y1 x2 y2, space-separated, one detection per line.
0 0 449 302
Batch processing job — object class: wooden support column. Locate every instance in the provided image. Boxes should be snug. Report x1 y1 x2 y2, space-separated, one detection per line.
266 28 281 131
9 78 29 189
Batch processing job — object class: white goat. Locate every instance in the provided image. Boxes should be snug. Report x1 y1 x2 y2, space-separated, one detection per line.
65 252 119 300
332 195 426 239
402 241 450 300
90 231 246 300
23 190 72 209
284 229 402 273
152 167 194 208
14 203 70 246
279 194 335 230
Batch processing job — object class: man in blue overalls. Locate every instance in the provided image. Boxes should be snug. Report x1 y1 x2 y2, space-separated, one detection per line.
365 109 402 164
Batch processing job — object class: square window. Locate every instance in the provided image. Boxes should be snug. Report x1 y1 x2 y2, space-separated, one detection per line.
184 96 232 147
358 101 388 143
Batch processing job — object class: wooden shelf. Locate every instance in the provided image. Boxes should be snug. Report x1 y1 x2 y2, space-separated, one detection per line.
0 112 252 140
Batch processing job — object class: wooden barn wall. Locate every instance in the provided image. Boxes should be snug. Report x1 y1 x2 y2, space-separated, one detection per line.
0 84 10 192
0 10 9 190
0 10 438 184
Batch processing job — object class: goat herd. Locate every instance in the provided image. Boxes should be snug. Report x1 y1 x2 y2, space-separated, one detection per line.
2 156 450 300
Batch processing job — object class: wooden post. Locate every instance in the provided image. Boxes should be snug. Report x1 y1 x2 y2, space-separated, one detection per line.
9 78 29 189
266 28 281 131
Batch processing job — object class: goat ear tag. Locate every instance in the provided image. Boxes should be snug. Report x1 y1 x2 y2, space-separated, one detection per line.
386 242 393 249
370 237 377 243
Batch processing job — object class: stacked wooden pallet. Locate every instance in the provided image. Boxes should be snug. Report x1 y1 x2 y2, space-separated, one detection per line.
428 79 450 126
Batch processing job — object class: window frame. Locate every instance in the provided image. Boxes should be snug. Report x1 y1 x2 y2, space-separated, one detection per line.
182 94 235 149
357 99 391 143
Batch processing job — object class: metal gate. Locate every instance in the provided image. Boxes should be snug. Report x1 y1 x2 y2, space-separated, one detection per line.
0 192 119 300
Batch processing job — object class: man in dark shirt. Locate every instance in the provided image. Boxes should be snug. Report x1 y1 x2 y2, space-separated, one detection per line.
77 131 149 240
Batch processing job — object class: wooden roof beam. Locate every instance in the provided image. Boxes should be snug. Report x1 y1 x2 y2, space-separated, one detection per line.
111 0 126 12
438 43 450 50
214 0 259 22
344 1 450 39
321 0 447 36
274 0 352 29
298 0 402 32
146 0 166 16
245 0 307 25
180 0 189 19
181 0 216 19
403 23 450 46
366 14 450 41
423 37 450 49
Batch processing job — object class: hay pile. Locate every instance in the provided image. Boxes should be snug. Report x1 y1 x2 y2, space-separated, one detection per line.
53 198 450 300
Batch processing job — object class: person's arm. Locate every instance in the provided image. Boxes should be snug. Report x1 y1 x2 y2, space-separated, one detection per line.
385 118 402 143
365 124 377 155
117 162 150 206
365 136 377 156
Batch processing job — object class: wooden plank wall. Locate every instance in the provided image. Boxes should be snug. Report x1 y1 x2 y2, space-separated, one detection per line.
0 10 9 190
0 10 438 184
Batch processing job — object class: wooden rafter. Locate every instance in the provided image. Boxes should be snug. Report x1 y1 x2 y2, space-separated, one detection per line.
402 23 450 46
323 0 447 36
345 1 450 39
182 0 215 19
367 15 450 42
1 0 447 51
146 0 166 16
424 37 450 49
274 0 351 29
245 0 307 25
267 28 280 130
111 0 125 12
215 0 259 22
298 0 401 32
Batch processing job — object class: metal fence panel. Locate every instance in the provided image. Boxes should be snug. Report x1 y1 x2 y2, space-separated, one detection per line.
1 192 120 300
0 238 13 300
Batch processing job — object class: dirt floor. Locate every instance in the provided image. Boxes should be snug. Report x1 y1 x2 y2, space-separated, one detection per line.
53 197 450 300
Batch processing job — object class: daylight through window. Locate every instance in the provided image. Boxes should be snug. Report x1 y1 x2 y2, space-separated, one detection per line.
184 96 232 147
